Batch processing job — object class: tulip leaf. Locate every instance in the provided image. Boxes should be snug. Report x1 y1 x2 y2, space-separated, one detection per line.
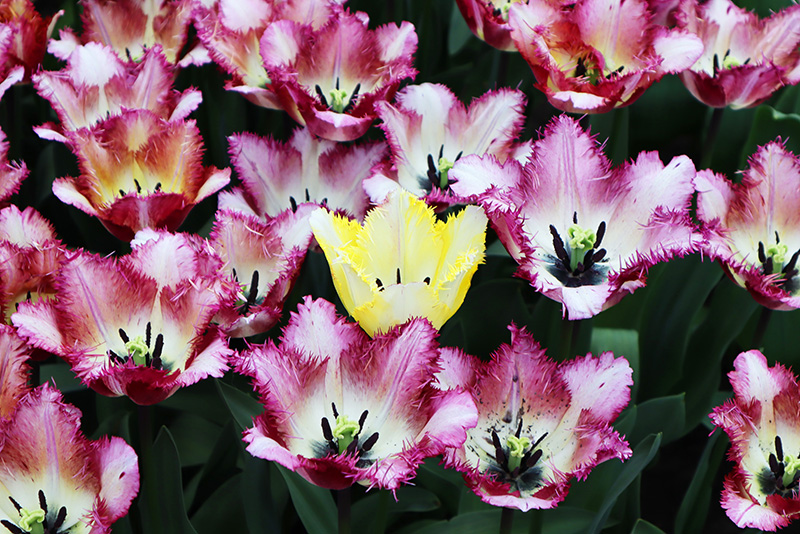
394 510 500 534
590 328 640 400
740 106 800 170
276 465 337 534
675 432 727 534
190 475 247 534
630 519 667 534
683 278 758 427
638 257 721 399
139 427 199 534
587 433 662 534
629 394 685 446
216 379 263 432
588 107 629 164
542 506 596 534
447 4 472 56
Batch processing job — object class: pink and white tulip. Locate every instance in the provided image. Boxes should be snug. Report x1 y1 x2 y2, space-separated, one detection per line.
235 297 477 490
439 325 632 510
450 115 698 319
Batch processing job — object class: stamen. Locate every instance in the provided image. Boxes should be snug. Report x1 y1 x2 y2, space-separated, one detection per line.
358 410 368 431
396 268 402 284
304 188 310 202
595 221 606 249
427 154 438 185
527 448 543 467
532 432 549 449
1 520 25 534
573 212 578 224
361 432 379 452
423 277 431 285
782 250 800 277
491 430 507 467
758 241 767 264
515 418 523 438
331 402 339 418
119 189 126 197
550 225 569 266
152 334 164 363
38 490 47 514
145 322 151 347
776 436 784 461
376 278 384 291
315 85 329 107
53 507 67 530
134 178 142 194
155 182 162 192
8 497 21 513
321 417 334 441
289 196 297 213
118 328 129 343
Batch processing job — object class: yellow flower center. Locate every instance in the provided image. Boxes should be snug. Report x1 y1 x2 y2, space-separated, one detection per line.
567 224 597 271
767 242 789 266
437 156 455 189
333 415 361 454
18 508 45 534
125 336 150 366
328 88 350 113
506 435 531 472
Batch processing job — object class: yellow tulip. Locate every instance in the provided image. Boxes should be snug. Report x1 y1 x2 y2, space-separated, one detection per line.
310 190 487 336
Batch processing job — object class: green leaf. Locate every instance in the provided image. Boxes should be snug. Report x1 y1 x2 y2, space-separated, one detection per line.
216 379 263 432
638 257 721 399
587 433 662 534
542 507 596 534
629 394 685 446
139 427 198 534
590 328 639 400
740 107 800 169
190 475 247 534
675 432 728 534
276 465 337 534
394 510 501 534
588 107 629 165
631 519 667 534
447 4 473 56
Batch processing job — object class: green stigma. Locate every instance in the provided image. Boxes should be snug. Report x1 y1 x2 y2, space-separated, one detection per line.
721 55 741 69
125 336 149 366
506 435 531 472
783 454 800 488
333 415 360 453
18 508 45 534
767 242 789 266
567 224 597 271
329 88 350 113
438 156 455 189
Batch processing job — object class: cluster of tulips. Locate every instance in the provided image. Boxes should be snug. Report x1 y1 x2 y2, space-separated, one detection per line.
0 0 799 533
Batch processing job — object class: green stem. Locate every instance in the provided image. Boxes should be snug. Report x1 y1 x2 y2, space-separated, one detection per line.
499 507 514 534
528 509 543 534
701 107 724 169
751 306 773 350
338 486 351 534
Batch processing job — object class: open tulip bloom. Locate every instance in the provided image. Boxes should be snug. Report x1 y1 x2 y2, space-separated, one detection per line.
235 297 477 490
0 384 139 534
221 127 386 221
696 142 800 310
193 0 342 109
310 189 488 337
675 0 800 109
12 231 237 405
711 350 800 530
260 10 417 141
363 83 530 203
507 0 703 113
33 42 201 141
450 115 698 319
438 325 632 511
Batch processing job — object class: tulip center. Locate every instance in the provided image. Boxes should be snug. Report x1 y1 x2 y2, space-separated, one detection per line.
233 269 265 315
488 418 548 489
491 0 524 22
315 78 360 114
548 213 609 286
320 403 379 463
108 322 165 370
713 50 750 75
426 145 463 191
763 436 800 498
2 490 68 534
757 232 800 291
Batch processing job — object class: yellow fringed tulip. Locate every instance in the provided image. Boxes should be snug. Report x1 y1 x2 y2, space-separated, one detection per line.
309 190 487 336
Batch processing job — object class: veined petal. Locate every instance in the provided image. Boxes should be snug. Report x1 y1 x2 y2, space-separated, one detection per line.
236 298 476 489
0 384 139 533
0 325 30 418
711 351 800 530
442 325 632 510
696 141 800 309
